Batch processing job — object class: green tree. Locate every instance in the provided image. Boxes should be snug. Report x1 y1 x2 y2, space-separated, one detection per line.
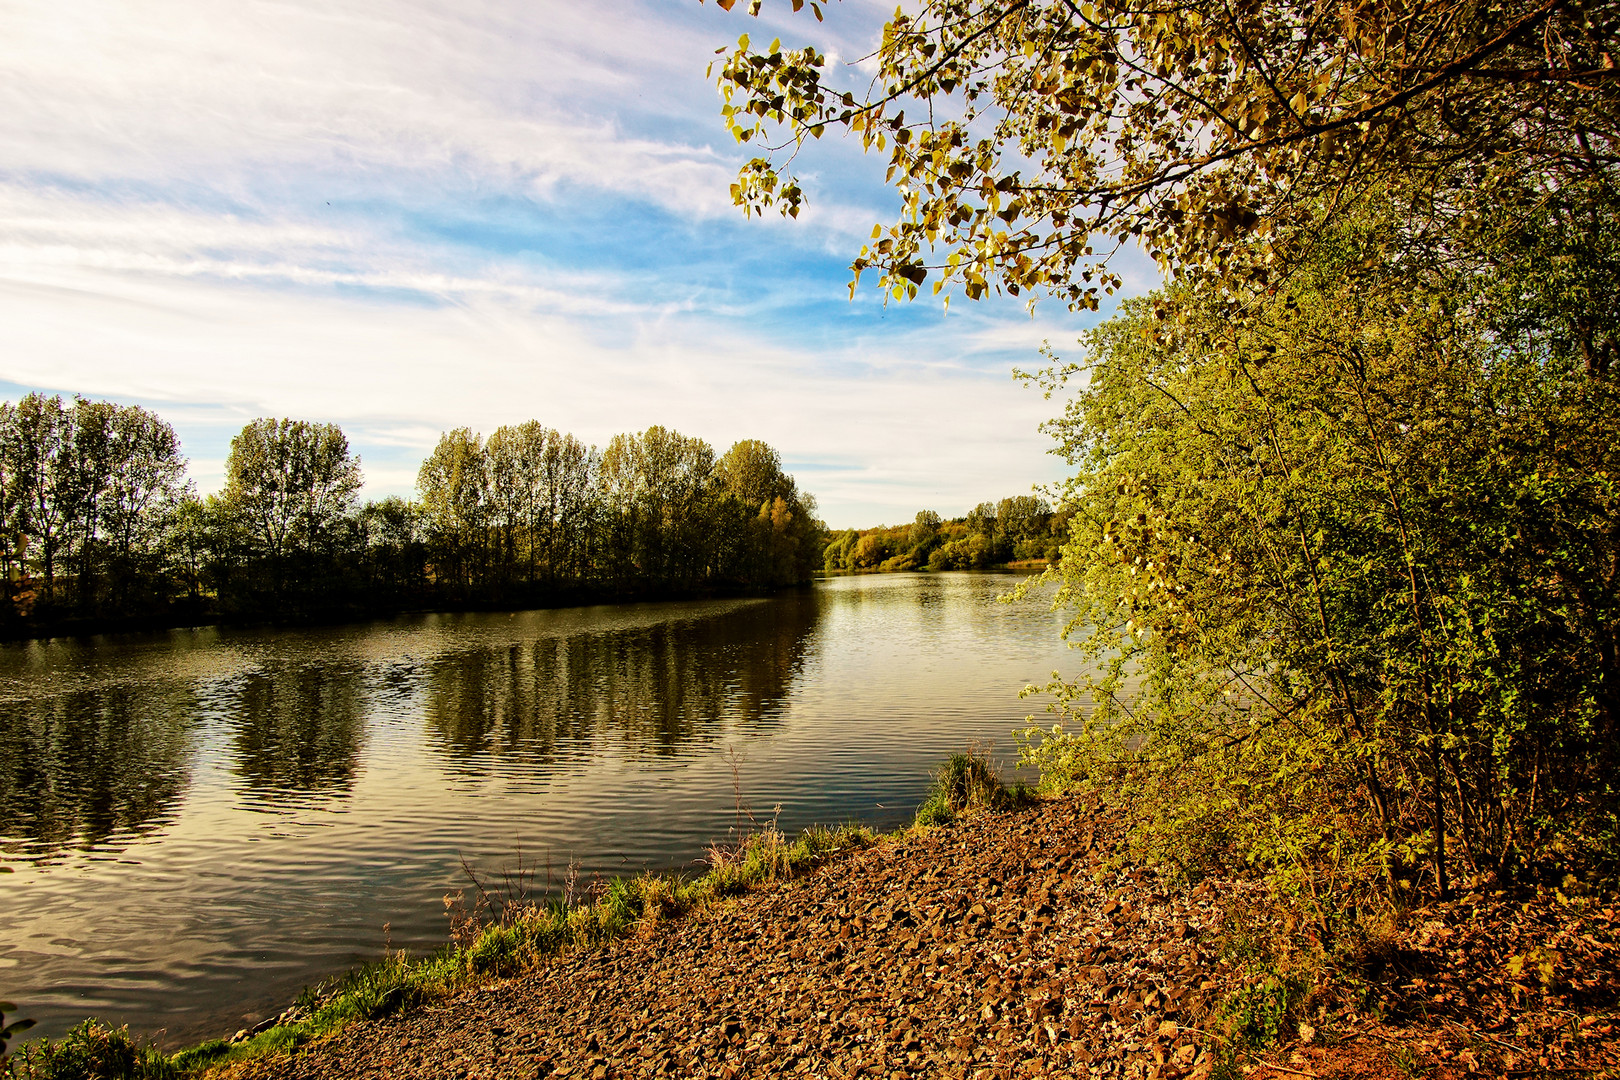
852 530 893 569
222 419 362 565
965 501 996 538
600 426 718 588
417 427 489 594
540 430 598 585
356 496 423 599
822 527 858 571
717 438 794 509
3 394 73 603
99 404 190 610
909 509 942 553
487 421 549 587
166 495 219 604
1020 209 1620 904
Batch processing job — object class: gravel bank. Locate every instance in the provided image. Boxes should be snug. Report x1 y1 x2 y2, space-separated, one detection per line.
222 797 1619 1080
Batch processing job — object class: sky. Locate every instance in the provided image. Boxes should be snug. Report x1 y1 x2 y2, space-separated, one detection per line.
0 0 1155 528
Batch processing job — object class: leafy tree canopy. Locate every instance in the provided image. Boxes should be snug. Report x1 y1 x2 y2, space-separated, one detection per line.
709 0 1620 310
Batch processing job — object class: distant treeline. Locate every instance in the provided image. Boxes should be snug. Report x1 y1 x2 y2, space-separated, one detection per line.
822 496 1062 573
0 394 822 635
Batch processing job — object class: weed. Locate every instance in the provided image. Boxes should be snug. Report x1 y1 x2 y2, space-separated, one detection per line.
1221 971 1311 1046
915 747 1013 826
1388 1041 1432 1077
3 1021 175 1080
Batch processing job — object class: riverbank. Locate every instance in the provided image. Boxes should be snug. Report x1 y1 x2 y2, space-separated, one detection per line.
815 562 1047 579
179 798 1616 1080
0 581 816 644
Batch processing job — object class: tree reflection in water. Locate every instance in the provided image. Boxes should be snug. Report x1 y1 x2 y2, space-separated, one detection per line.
0 685 193 857
215 663 367 804
423 590 819 769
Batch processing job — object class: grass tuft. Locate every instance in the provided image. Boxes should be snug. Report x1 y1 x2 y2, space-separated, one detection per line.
915 748 1024 826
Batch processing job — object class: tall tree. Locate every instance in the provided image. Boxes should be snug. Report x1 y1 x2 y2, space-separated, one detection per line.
6 395 73 603
717 439 794 510
600 426 718 587
222 419 362 564
102 405 189 568
417 427 489 594
539 429 597 585
487 421 550 586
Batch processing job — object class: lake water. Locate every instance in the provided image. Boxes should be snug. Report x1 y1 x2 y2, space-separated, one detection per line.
0 572 1075 1046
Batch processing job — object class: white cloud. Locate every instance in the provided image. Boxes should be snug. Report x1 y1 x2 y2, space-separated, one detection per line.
0 0 887 226
0 248 1071 525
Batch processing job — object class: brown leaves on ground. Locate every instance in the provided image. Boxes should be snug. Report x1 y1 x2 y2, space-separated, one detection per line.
1311 883 1620 1080
224 799 1619 1080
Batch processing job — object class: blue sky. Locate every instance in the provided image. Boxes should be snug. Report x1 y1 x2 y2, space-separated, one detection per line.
0 0 1155 527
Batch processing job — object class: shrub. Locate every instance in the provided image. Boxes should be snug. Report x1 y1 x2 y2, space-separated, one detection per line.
3 1021 174 1080
1021 199 1620 911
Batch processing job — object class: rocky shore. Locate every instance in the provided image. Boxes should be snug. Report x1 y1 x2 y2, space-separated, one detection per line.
219 797 1620 1080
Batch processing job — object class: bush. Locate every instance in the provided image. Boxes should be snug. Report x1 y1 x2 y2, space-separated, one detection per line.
915 750 1010 825
1021 199 1620 912
3 1021 174 1080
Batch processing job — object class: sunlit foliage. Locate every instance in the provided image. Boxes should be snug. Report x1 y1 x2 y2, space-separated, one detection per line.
710 0 1619 317
1020 200 1620 905
822 498 1062 572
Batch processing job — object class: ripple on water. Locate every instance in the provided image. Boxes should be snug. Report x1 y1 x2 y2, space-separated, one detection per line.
0 573 1079 1045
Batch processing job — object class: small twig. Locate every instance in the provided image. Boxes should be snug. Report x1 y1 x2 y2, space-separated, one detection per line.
1251 1063 1318 1078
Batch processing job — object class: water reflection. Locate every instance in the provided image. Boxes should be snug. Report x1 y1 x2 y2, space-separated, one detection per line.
0 575 1074 1046
423 591 818 766
216 665 367 803
0 685 192 857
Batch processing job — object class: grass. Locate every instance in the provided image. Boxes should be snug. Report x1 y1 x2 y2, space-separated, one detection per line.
913 748 1028 826
2 820 877 1080
3 1021 178 1080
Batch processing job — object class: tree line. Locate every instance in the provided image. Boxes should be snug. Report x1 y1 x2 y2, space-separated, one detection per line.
820 496 1062 573
0 396 821 634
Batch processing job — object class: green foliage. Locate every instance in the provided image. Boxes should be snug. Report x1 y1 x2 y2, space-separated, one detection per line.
2 1021 174 1080
0 409 823 635
1019 198 1620 906
1219 971 1311 1049
825 497 1058 574
710 0 1618 311
0 395 189 622
222 418 361 566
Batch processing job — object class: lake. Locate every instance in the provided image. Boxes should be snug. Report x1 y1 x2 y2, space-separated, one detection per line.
0 572 1075 1046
